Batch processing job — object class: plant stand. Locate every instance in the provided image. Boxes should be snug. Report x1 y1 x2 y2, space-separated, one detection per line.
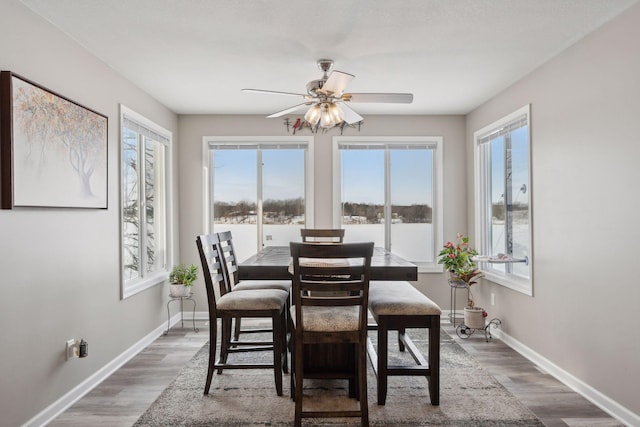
163 295 199 335
448 279 468 326
456 318 502 342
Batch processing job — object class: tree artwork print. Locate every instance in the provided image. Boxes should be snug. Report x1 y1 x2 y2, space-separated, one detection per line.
8 74 107 208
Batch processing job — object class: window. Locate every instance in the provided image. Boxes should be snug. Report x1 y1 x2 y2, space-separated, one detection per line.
120 106 172 298
204 137 314 263
474 104 532 295
333 137 443 271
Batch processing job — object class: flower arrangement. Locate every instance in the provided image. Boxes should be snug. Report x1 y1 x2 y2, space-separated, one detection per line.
438 233 483 307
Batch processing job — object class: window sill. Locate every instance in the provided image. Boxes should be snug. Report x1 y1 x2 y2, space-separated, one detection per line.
122 271 169 299
416 263 444 274
481 270 532 296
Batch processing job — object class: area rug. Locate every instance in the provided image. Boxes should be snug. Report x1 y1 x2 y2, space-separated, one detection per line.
134 330 543 426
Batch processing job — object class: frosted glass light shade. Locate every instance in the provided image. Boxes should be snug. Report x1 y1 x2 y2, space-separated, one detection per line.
327 103 344 123
319 103 344 128
305 102 345 128
304 104 322 125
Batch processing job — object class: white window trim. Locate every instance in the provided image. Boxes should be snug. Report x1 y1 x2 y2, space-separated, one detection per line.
332 136 444 273
202 135 315 238
473 104 533 295
120 105 174 299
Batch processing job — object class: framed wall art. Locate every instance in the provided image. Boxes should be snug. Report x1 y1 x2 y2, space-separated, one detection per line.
0 71 108 209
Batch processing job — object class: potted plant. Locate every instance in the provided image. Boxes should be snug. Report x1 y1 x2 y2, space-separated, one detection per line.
169 263 198 297
438 233 486 328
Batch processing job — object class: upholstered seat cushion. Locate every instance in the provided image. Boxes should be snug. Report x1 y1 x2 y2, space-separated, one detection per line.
369 281 442 316
234 279 291 292
217 289 289 311
290 305 360 332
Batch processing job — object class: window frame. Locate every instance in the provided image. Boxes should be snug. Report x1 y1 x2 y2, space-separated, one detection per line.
119 105 173 299
332 136 444 272
473 104 533 295
202 136 314 252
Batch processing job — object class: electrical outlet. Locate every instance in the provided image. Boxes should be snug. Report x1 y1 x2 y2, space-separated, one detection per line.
491 293 496 306
66 339 78 360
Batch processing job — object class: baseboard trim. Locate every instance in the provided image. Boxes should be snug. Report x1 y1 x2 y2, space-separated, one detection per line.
492 328 639 427
25 313 189 427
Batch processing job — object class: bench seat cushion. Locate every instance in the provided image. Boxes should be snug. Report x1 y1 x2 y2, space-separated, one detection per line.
369 281 441 316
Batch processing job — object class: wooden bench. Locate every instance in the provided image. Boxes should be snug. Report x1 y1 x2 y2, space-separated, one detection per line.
367 281 441 405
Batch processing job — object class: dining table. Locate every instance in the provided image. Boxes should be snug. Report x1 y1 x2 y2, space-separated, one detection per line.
238 245 418 376
238 245 418 281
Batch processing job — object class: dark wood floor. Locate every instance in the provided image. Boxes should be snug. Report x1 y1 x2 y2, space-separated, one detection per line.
49 319 624 427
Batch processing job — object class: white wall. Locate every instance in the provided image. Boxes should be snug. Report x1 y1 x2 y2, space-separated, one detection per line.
177 114 466 319
466 2 640 421
0 2 178 426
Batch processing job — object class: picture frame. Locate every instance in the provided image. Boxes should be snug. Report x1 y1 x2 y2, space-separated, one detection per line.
0 71 108 209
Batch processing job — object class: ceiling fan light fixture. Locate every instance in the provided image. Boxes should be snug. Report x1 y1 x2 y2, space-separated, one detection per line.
327 102 344 122
245 59 412 126
318 102 344 128
304 103 322 125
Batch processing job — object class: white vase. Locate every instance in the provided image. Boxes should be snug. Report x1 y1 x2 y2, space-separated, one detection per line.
464 307 485 329
169 284 191 297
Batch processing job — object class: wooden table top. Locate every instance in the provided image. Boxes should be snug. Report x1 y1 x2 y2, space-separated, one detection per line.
238 246 417 281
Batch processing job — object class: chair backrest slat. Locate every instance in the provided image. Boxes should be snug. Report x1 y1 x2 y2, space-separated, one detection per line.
299 280 363 294
300 228 345 243
301 295 362 307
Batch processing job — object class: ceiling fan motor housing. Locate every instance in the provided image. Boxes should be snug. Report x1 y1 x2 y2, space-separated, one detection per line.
306 79 326 97
306 59 334 96
317 59 334 74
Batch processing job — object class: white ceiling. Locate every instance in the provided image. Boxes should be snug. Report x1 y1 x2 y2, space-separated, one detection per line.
21 0 637 116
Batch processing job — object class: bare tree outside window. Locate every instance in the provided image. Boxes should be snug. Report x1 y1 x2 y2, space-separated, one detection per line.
121 113 168 287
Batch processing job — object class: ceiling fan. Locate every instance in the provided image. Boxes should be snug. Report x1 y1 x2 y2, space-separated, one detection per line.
242 59 413 129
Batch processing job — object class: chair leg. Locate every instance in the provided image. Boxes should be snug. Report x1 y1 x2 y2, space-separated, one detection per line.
233 316 242 342
289 314 296 401
294 334 304 427
280 310 289 374
218 317 232 374
358 343 369 426
272 312 284 396
377 319 388 405
429 316 440 405
398 326 406 352
204 318 218 395
349 343 357 398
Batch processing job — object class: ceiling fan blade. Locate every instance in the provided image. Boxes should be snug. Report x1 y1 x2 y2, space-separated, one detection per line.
339 103 364 125
319 71 354 96
266 102 315 118
242 88 308 98
342 93 413 104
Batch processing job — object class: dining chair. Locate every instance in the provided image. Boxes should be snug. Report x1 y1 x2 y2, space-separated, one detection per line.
196 233 289 396
289 241 374 427
300 228 345 243
216 230 291 344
